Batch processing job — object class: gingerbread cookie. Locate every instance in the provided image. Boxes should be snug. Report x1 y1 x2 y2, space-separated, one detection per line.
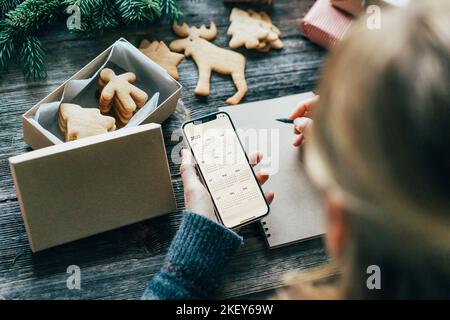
255 38 284 52
227 8 283 52
248 10 281 38
170 21 248 105
59 103 116 142
139 40 185 80
227 17 269 49
98 68 148 126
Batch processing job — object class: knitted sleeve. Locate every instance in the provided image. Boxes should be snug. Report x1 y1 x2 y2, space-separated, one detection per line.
142 211 243 300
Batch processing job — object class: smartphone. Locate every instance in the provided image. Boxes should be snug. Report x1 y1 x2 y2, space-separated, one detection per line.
182 112 270 228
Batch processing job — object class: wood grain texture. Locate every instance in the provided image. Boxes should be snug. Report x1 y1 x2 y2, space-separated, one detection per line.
0 0 328 299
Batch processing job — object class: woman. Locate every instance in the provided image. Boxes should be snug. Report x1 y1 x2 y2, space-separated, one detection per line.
143 1 449 299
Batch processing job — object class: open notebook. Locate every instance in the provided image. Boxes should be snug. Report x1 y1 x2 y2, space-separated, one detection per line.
220 93 326 248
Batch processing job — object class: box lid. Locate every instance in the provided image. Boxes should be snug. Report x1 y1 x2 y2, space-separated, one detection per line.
9 123 176 252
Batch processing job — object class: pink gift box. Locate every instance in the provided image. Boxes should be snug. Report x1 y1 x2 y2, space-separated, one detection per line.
301 0 353 49
331 0 410 16
331 0 364 16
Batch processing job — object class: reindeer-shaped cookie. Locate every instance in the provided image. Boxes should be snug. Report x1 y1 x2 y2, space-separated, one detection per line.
169 22 248 105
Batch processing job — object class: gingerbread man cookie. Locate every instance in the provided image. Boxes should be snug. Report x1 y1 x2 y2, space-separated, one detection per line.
140 40 185 80
59 103 116 142
98 68 148 126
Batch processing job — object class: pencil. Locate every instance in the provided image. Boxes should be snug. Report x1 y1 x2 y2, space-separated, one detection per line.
276 118 294 124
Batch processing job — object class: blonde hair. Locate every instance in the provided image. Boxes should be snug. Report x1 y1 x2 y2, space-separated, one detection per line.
281 1 450 299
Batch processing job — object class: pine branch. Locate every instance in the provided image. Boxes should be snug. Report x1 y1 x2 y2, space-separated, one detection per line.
0 0 183 80
76 0 120 32
6 0 65 33
158 0 182 21
117 0 161 24
97 0 120 30
0 20 16 70
0 0 21 18
19 34 46 79
0 0 65 79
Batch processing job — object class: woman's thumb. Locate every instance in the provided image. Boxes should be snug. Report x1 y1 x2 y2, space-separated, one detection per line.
294 117 313 134
180 149 198 188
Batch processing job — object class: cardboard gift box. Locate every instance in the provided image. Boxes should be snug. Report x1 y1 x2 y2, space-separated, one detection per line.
9 38 182 252
301 0 353 49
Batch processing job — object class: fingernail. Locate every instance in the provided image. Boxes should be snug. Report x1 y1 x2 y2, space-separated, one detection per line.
294 118 309 129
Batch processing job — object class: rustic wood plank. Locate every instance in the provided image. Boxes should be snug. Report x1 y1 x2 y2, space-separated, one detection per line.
0 0 328 300
0 183 327 300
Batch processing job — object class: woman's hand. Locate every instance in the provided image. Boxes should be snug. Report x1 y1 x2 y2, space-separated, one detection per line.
180 149 275 223
289 95 319 147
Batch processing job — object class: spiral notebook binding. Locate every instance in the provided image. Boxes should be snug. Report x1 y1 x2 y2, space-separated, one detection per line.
261 219 271 237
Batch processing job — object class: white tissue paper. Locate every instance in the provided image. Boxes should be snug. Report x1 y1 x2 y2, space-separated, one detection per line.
32 40 166 144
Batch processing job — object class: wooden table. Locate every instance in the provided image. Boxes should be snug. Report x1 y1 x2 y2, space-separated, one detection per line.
0 0 328 299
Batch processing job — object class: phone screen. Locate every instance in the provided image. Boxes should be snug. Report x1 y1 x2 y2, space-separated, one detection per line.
183 112 269 228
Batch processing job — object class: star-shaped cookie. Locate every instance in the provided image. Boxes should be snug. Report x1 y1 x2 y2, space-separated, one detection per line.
140 40 185 80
